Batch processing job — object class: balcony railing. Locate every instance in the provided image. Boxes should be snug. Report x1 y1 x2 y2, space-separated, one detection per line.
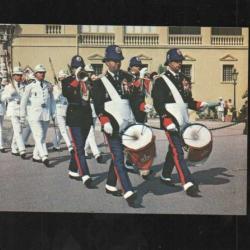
211 35 244 45
46 25 62 34
124 34 159 46
78 33 115 46
169 35 202 45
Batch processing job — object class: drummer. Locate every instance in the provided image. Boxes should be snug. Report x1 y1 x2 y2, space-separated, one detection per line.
92 45 146 207
125 56 153 173
151 48 208 197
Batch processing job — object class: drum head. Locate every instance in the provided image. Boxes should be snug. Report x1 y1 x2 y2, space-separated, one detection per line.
122 124 153 150
182 124 212 148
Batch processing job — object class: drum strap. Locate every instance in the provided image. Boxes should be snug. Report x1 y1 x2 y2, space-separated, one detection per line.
161 75 185 104
101 76 121 102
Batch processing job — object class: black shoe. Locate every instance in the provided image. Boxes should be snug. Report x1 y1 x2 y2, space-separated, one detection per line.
43 159 51 168
32 158 42 163
96 154 106 164
160 176 175 186
186 185 201 197
125 192 137 207
0 148 6 153
105 188 123 197
84 178 97 189
85 154 92 159
52 147 61 152
69 175 82 181
11 152 20 156
25 144 33 148
20 153 27 160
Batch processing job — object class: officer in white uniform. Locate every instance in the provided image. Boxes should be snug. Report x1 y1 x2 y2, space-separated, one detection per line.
0 73 7 153
51 70 73 152
20 64 55 167
3 66 28 158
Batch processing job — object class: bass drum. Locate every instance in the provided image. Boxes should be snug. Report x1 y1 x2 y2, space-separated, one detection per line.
122 123 156 176
182 123 213 164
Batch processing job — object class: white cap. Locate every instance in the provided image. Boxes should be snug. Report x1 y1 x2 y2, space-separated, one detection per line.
34 64 46 73
219 97 223 100
13 66 23 75
84 64 94 73
58 69 68 79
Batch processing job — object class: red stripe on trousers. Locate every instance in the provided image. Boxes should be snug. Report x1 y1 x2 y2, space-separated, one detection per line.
69 128 84 176
165 132 186 185
105 134 125 192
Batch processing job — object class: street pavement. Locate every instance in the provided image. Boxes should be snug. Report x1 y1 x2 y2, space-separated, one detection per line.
0 118 247 215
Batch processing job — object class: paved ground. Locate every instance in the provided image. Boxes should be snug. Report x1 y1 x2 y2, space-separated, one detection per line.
0 118 247 215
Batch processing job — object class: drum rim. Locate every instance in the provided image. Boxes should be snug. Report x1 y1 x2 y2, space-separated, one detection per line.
182 123 213 149
122 123 154 150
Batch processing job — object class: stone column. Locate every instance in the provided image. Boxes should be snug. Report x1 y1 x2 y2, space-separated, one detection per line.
114 26 124 45
158 26 168 45
201 27 211 45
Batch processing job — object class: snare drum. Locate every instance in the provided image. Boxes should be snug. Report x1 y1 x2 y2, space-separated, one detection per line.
182 123 213 163
122 124 156 175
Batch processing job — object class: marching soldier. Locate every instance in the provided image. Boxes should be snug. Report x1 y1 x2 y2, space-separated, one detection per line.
84 64 105 163
50 70 73 153
61 55 96 188
0 73 6 153
20 64 55 167
92 45 144 206
125 57 153 172
151 48 208 197
128 56 153 123
2 66 28 158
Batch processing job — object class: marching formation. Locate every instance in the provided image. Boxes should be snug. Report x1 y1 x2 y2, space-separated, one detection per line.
0 46 211 207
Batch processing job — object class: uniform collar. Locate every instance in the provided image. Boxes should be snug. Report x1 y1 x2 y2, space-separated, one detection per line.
166 67 180 77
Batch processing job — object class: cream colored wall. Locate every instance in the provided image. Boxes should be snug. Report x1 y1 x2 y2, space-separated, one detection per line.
11 24 248 111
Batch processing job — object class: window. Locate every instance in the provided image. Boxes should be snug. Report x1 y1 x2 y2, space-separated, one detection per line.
169 26 201 35
91 64 103 75
125 26 156 33
79 25 114 33
181 64 192 79
223 65 234 82
212 27 242 36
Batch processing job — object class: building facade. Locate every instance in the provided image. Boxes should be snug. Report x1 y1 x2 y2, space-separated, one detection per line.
7 25 249 109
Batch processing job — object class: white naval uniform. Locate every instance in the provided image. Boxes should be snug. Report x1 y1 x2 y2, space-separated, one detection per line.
84 102 100 158
0 87 6 150
20 79 55 161
52 84 72 151
2 81 28 155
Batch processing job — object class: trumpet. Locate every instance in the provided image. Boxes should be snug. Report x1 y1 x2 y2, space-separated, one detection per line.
75 66 88 81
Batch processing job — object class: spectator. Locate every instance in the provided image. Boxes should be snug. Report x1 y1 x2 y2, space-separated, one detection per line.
217 97 225 121
226 99 234 122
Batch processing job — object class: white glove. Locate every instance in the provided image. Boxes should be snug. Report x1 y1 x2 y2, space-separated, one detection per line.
144 104 153 113
166 123 177 132
103 122 113 135
139 67 148 79
199 101 208 111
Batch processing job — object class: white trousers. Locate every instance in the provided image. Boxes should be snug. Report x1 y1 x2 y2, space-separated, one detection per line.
29 120 49 160
23 123 32 144
52 115 72 151
0 116 4 149
84 117 100 158
10 116 26 154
